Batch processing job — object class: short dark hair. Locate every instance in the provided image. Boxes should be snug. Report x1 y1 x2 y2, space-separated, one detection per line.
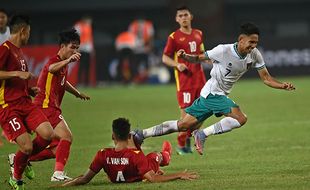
239 22 260 36
9 14 30 34
176 5 191 13
0 8 8 15
112 118 131 140
58 28 80 45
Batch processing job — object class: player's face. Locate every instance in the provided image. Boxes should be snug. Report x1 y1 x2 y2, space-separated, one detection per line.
176 10 192 28
238 34 259 54
0 12 8 29
63 42 80 59
20 26 31 45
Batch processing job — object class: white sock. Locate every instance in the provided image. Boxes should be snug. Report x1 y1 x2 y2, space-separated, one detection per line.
203 117 241 137
143 120 178 138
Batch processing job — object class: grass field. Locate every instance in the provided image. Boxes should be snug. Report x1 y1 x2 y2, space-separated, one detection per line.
1 76 310 190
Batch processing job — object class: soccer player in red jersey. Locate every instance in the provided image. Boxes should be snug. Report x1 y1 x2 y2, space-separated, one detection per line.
162 6 207 155
32 28 90 181
61 118 198 186
0 15 54 190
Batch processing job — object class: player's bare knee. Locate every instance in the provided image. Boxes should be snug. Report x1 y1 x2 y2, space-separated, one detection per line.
21 143 33 155
177 121 188 131
239 114 247 126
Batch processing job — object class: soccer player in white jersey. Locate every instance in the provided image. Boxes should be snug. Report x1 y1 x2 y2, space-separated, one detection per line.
132 23 295 155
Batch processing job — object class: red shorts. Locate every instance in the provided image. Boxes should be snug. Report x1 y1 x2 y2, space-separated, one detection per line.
40 107 63 128
146 152 160 173
0 97 49 141
177 88 202 109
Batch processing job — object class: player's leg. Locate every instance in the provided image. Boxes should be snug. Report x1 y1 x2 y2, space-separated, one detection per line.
176 109 192 155
51 119 73 181
194 95 246 155
146 141 172 174
29 140 58 161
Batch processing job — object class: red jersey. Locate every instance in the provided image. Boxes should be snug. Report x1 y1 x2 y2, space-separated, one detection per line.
34 55 67 109
0 41 30 108
89 148 151 183
163 29 206 91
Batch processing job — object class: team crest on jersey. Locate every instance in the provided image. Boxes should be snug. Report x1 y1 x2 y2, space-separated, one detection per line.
179 37 185 41
227 62 232 68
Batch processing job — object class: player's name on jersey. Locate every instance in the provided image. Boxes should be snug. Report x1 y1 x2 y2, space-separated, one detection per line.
106 157 129 165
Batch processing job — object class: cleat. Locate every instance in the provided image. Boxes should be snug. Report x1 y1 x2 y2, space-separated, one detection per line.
9 153 34 180
160 141 172 166
9 177 25 190
24 162 35 180
130 129 144 146
176 147 192 155
162 141 172 156
193 130 207 155
8 153 15 176
51 171 72 182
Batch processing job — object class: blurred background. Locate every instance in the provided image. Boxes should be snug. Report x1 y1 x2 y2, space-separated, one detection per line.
2 0 310 86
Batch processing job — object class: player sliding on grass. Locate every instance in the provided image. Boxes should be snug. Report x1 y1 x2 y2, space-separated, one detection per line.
61 118 198 186
133 22 295 155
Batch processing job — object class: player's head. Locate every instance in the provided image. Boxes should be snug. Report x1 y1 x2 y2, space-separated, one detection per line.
112 118 131 141
0 9 8 29
175 5 193 28
9 14 31 45
58 28 80 59
237 22 260 54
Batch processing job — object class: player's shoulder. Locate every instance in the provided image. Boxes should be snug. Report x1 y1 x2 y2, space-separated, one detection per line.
193 29 203 35
46 55 60 65
168 31 176 39
0 42 11 52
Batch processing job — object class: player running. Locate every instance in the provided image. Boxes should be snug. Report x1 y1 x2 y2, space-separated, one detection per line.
0 15 54 190
61 118 198 186
132 22 295 155
13 28 90 182
162 5 207 155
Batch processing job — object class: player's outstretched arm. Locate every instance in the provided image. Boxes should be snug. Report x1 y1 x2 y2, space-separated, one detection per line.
48 52 81 73
177 49 209 64
144 169 198 182
61 169 96 186
258 67 295 90
65 81 90 100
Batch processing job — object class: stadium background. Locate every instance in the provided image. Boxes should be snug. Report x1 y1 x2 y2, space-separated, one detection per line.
3 0 310 84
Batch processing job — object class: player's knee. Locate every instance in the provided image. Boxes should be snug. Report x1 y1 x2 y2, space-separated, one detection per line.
61 134 73 142
238 114 247 126
177 120 189 131
21 143 33 155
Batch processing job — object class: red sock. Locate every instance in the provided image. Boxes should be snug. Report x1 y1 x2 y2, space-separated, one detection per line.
177 132 187 147
160 151 171 166
55 140 71 171
14 151 29 180
29 149 55 161
31 135 51 156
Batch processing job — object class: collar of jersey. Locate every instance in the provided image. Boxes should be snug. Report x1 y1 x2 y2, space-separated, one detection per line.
233 43 246 59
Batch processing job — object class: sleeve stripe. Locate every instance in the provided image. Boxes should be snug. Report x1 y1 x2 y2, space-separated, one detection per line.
256 65 266 70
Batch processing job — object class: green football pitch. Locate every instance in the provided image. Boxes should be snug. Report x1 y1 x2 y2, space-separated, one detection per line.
1 77 309 190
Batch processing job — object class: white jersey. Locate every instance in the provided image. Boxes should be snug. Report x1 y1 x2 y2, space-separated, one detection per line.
200 43 265 97
0 26 10 44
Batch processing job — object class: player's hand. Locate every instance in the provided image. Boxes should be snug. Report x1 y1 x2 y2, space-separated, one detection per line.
29 87 40 97
177 49 186 58
179 169 199 180
16 71 34 80
282 82 295 91
76 92 90 100
68 52 81 63
176 63 188 72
